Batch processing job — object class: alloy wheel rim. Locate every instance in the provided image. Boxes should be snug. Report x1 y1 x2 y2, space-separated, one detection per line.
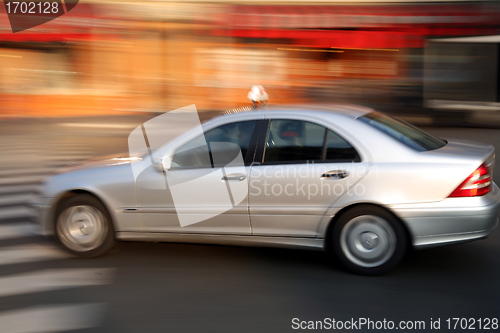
57 205 107 252
340 215 396 268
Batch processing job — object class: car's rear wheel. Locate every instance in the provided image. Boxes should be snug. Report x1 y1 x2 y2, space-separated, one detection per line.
332 206 407 275
55 194 116 257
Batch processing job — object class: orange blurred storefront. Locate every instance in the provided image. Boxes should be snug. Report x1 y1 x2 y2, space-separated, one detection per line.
0 3 112 116
0 1 499 117
202 3 500 111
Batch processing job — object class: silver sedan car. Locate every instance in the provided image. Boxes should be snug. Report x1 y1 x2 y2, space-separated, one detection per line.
36 105 500 275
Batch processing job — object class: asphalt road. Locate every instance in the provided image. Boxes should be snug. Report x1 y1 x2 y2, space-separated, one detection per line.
0 116 499 333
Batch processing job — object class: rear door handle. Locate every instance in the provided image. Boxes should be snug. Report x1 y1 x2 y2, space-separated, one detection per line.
222 174 246 181
321 170 348 179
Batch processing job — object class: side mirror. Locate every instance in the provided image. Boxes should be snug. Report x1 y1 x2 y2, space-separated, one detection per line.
153 156 172 172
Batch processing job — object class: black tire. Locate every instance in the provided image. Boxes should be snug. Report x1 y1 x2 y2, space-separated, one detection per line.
332 206 408 275
55 194 116 258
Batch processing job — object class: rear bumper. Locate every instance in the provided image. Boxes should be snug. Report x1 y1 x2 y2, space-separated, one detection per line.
391 183 500 249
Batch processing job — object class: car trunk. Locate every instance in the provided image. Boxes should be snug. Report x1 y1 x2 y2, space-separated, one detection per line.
424 139 495 197
428 139 494 172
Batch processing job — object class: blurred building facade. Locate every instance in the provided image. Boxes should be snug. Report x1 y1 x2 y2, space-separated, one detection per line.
0 0 499 116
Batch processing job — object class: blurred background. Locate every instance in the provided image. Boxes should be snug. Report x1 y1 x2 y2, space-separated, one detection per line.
0 0 499 120
1 1 500 332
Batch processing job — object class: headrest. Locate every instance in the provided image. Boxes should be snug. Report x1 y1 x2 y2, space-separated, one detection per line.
278 121 302 143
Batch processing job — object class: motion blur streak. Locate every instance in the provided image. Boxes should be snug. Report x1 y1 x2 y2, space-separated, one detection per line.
0 1 499 118
0 303 107 333
0 222 35 240
0 0 500 332
0 268 115 298
0 243 69 265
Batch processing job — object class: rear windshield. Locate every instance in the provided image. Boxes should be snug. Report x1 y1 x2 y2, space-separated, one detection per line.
359 112 446 152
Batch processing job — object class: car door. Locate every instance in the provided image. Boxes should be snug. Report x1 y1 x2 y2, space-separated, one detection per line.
248 117 370 237
137 119 262 234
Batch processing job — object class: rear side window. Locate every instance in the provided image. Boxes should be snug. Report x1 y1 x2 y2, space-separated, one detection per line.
263 119 360 164
359 112 446 152
326 130 361 162
264 120 325 162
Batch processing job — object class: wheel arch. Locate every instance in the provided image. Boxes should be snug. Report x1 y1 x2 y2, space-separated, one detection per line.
324 202 413 252
50 189 115 231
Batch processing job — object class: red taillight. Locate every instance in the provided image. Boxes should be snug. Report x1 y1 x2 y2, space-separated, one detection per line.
448 163 492 197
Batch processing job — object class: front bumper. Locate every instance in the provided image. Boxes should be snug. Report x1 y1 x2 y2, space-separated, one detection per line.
391 183 500 249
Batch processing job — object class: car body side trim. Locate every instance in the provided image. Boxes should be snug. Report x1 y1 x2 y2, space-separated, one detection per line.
118 206 249 214
116 232 325 250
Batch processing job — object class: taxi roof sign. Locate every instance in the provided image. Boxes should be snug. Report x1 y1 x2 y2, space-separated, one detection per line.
247 85 269 103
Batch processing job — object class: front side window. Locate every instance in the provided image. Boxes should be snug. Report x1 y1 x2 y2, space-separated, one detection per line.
172 120 257 169
263 119 360 164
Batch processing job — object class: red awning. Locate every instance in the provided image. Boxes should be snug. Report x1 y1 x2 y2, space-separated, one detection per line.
222 4 500 29
205 3 500 49
209 27 495 49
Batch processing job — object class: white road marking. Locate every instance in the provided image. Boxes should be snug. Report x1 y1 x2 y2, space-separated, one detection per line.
0 185 40 195
0 194 37 207
0 223 37 240
0 244 69 266
0 175 47 186
0 303 107 333
0 133 116 333
0 268 115 298
0 207 37 220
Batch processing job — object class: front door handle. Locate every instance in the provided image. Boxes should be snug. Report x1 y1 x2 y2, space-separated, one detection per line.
222 174 246 181
321 170 348 179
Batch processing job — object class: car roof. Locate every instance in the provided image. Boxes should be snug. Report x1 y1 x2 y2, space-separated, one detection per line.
216 103 373 122
264 104 373 118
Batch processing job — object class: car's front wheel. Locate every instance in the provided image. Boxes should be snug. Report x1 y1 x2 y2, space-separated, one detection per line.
332 206 408 275
55 194 116 257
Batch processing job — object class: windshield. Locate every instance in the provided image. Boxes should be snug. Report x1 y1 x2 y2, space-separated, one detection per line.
359 112 446 152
